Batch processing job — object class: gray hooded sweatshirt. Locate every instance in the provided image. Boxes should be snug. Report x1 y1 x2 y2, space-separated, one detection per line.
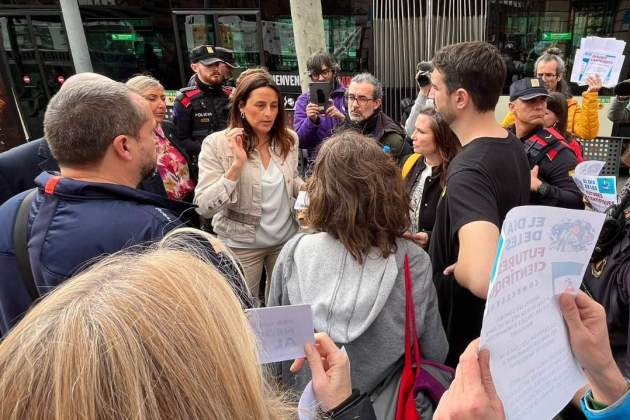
268 232 448 396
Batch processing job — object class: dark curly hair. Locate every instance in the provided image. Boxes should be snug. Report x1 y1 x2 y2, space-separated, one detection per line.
305 131 410 264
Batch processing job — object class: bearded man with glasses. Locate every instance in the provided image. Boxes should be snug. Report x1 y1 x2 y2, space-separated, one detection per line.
337 72 407 162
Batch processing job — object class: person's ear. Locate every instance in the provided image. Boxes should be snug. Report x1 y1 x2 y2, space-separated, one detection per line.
191 63 198 73
454 88 469 110
238 101 244 116
374 98 382 109
111 135 133 162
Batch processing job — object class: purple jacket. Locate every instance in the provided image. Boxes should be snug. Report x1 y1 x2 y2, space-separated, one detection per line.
293 83 347 155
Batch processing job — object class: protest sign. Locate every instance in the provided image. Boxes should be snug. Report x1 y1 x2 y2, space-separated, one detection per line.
480 206 605 420
570 36 626 88
572 160 617 212
246 304 314 364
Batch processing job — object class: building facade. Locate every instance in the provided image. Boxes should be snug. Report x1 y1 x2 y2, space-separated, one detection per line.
0 0 628 151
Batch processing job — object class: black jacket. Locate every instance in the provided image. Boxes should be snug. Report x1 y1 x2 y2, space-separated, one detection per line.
0 138 57 205
172 75 231 176
584 219 630 377
328 390 376 420
338 110 409 161
518 126 584 209
405 155 443 241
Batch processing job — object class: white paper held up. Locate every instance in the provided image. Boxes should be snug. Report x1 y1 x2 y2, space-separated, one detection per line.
294 191 309 210
246 304 315 364
572 161 617 212
481 206 605 420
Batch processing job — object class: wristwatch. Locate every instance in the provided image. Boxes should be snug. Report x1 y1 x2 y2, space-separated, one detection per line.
537 182 551 197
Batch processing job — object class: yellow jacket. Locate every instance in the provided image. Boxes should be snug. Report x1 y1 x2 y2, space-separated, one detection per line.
501 91 600 140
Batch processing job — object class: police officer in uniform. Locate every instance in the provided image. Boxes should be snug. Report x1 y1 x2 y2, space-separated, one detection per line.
187 47 238 88
172 45 238 179
508 78 584 209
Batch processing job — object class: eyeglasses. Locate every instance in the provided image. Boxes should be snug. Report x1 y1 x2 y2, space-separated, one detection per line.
345 94 375 105
310 68 333 79
536 73 558 80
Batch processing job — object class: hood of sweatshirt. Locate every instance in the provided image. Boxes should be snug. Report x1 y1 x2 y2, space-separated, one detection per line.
282 232 401 343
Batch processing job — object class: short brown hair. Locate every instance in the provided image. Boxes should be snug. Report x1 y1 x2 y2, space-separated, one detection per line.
44 73 148 166
432 41 506 112
306 131 410 263
229 70 293 159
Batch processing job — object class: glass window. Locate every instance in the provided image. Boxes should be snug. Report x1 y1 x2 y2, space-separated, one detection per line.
216 14 260 69
262 16 366 74
82 14 181 89
173 12 262 87
488 0 617 94
262 18 296 72
0 14 73 141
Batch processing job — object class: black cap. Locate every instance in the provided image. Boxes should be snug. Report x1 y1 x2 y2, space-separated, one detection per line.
215 46 240 69
509 78 549 101
190 45 239 68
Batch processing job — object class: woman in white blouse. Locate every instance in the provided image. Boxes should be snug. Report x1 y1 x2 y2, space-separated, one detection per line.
194 71 303 302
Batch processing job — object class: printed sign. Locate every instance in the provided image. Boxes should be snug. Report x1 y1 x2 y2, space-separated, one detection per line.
481 206 605 420
570 36 626 88
572 160 617 212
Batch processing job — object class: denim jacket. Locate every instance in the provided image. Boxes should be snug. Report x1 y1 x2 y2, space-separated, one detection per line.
194 129 304 243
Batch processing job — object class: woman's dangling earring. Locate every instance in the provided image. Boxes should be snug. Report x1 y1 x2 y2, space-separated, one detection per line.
240 111 245 120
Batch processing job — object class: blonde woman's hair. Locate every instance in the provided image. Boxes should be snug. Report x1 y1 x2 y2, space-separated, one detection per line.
159 227 254 307
126 74 163 95
0 240 292 419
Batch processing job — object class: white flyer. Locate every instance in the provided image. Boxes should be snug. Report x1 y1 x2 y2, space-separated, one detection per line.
294 191 309 210
246 304 314 364
572 160 617 212
480 206 605 420
570 36 626 87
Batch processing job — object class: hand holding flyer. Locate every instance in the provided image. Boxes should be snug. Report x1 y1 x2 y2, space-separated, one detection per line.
480 206 605 420
572 160 617 212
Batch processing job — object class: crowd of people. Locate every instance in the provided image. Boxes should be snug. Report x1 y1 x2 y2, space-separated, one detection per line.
0 39 629 419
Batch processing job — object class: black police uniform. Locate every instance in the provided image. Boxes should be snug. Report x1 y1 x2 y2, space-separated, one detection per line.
519 126 584 209
172 74 232 180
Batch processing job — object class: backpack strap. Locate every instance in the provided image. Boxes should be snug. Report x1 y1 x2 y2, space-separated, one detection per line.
402 153 422 179
13 189 39 301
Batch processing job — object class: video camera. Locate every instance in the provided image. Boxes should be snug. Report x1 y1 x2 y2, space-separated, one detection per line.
416 61 433 87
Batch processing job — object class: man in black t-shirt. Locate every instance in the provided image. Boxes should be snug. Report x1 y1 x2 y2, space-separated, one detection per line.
428 42 531 367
